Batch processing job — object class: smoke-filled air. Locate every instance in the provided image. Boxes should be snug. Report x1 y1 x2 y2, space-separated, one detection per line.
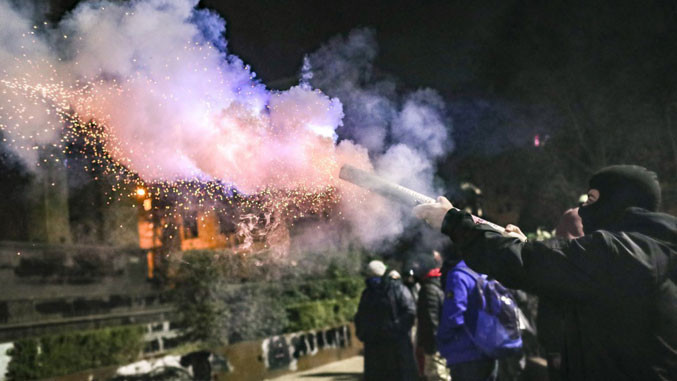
0 0 453 251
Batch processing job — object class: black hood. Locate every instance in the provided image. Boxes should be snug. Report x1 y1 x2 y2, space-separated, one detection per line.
578 165 661 234
611 207 677 247
612 207 677 281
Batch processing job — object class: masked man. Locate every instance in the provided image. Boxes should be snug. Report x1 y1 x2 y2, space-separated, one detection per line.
413 165 677 380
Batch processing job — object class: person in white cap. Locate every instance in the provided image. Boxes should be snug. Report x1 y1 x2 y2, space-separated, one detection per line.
367 260 387 278
355 260 418 381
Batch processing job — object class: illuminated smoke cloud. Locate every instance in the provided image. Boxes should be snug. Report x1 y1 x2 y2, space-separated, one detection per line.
0 1 452 250
305 28 454 249
0 0 61 165
1 0 354 193
62 0 351 192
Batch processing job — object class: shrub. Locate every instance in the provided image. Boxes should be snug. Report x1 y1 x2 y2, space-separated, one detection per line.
5 325 144 380
171 251 229 346
171 250 364 343
284 297 360 332
223 284 289 343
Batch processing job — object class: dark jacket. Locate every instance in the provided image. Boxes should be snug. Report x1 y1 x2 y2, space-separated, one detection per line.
537 296 567 353
355 276 416 341
355 276 418 381
416 273 444 354
441 207 677 381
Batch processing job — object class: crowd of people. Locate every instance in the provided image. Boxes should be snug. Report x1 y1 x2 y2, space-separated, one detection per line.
355 165 676 381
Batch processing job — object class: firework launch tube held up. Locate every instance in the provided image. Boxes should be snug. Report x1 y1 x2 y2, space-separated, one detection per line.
338 164 506 234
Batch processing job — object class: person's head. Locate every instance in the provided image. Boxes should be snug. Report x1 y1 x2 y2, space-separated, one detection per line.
403 253 439 283
555 208 584 240
439 242 462 268
388 270 401 280
578 165 661 233
366 260 386 278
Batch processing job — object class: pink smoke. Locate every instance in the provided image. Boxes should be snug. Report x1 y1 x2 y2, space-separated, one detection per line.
0 0 449 249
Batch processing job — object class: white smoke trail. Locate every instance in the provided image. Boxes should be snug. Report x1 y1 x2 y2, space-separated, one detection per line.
0 1 453 250
305 28 454 249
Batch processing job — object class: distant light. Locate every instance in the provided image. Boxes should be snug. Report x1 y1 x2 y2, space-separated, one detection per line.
135 187 146 197
533 134 541 147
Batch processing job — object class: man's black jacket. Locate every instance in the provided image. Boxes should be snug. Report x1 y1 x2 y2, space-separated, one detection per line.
355 277 416 342
441 207 677 381
416 276 443 354
355 277 418 381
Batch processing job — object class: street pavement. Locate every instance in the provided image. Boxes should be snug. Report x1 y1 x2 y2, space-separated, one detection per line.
265 355 550 381
266 356 363 381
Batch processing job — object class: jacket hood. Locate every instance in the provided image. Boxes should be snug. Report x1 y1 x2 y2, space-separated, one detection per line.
612 207 677 246
612 207 677 281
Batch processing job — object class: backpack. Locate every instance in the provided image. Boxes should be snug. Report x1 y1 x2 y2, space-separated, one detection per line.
455 267 523 358
355 278 399 343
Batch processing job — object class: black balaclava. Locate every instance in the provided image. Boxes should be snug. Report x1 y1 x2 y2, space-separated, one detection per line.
578 165 661 233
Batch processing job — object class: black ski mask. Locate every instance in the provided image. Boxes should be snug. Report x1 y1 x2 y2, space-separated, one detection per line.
578 165 661 234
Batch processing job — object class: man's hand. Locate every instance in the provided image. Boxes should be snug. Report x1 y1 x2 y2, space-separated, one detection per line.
413 196 454 230
504 224 527 242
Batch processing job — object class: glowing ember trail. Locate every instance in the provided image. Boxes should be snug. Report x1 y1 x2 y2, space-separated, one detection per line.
0 0 376 237
1 0 451 254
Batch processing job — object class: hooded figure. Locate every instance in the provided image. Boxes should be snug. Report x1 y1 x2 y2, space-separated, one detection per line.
577 165 661 233
355 260 418 381
414 165 677 380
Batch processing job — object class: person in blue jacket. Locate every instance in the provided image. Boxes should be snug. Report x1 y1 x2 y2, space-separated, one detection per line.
437 255 499 381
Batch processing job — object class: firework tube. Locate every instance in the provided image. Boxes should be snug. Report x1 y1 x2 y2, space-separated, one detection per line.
339 164 506 234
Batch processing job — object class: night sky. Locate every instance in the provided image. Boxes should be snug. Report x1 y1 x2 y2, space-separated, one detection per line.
44 1 677 98
202 0 506 92
46 0 518 94
202 1 677 98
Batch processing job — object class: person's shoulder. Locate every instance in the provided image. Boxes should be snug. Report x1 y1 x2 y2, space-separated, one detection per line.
448 265 477 287
569 229 666 277
420 278 442 292
573 227 656 252
384 277 405 292
563 230 614 250
619 208 677 245
450 261 474 275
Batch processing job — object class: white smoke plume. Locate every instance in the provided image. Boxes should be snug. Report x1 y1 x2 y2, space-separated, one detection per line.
305 28 454 250
1 0 356 191
0 0 62 165
0 1 453 251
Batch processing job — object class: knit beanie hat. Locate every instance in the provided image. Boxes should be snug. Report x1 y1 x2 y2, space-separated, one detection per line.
578 165 661 233
366 260 387 277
